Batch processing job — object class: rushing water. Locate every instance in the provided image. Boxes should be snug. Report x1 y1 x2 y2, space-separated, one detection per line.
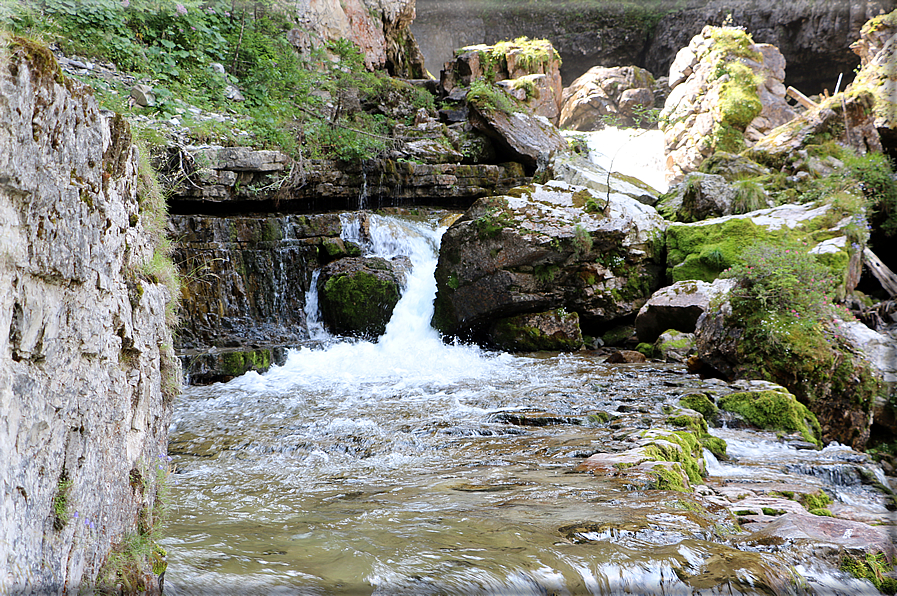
163 212 892 595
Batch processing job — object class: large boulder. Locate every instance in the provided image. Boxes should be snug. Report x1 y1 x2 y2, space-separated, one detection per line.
432 179 666 341
658 172 738 222
559 65 657 131
636 278 736 343
468 104 567 171
317 256 406 338
693 289 881 449
661 26 796 185
488 308 584 352
665 201 864 288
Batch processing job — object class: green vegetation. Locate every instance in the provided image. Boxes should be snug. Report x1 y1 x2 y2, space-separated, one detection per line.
320 268 400 337
467 78 521 114
52 476 73 531
221 348 273 377
679 393 718 421
718 389 821 446
461 36 559 82
840 553 897 594
0 0 427 161
98 456 172 592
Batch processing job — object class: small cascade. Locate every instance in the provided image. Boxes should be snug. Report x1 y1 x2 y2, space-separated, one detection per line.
581 126 667 193
303 269 328 340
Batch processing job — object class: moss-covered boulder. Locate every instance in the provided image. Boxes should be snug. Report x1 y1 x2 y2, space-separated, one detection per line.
657 173 738 222
488 308 584 352
431 179 666 342
665 201 864 289
317 256 404 339
718 387 822 446
661 26 795 184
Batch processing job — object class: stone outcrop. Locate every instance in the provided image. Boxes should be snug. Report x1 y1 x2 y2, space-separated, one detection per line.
166 148 530 212
661 26 796 184
468 105 567 171
559 65 658 131
636 278 736 343
441 38 564 124
170 214 342 382
849 10 897 151
293 0 425 77
1 39 176 591
431 178 666 342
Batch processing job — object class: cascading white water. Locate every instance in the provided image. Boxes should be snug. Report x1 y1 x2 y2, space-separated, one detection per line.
165 212 893 595
576 126 668 193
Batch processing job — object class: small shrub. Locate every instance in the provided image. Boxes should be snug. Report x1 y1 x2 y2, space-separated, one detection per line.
731 179 767 214
467 78 520 114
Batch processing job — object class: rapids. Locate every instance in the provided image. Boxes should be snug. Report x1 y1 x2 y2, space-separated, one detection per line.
163 212 892 595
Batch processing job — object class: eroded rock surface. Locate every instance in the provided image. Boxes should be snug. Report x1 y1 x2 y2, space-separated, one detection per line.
559 65 658 131
1 41 176 591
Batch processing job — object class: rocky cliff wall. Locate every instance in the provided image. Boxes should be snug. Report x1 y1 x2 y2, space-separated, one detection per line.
0 39 177 592
412 0 897 93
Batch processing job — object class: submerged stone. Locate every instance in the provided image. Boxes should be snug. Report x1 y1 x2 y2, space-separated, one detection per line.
317 256 405 339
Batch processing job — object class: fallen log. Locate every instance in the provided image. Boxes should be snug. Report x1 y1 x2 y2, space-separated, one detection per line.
863 247 897 297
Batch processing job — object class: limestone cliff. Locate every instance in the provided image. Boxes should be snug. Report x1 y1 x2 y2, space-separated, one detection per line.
0 38 178 592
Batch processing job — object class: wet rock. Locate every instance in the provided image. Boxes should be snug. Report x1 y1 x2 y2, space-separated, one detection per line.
468 104 567 170
661 26 795 185
488 308 584 352
606 350 647 364
636 278 736 343
559 65 657 131
431 180 665 341
317 256 405 339
749 513 896 560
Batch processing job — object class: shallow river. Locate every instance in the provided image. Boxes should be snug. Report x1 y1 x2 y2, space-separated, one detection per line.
163 202 892 594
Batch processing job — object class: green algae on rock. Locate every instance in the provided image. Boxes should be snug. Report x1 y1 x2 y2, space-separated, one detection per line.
718 389 822 447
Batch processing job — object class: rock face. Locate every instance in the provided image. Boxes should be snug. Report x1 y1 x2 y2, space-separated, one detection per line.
412 0 897 93
432 179 666 342
170 214 341 382
468 106 567 170
295 0 425 77
167 149 530 212
317 256 406 338
661 26 796 184
849 10 897 151
0 40 176 591
559 65 658 131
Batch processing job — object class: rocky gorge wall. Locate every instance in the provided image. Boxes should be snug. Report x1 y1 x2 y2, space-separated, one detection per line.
411 0 897 93
0 40 177 591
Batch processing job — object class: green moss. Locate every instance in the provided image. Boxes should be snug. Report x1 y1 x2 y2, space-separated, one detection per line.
809 508 834 517
840 553 897 594
650 464 689 492
321 270 399 337
718 390 821 446
221 349 273 377
52 476 73 531
761 507 785 516
635 342 655 358
679 394 719 421
801 489 833 511
700 436 728 460
490 309 583 352
667 218 782 282
667 413 708 434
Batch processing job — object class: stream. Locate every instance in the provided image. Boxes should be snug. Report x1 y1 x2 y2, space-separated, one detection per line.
162 130 894 595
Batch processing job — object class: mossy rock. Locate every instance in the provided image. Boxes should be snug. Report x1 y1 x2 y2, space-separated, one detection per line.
488 308 584 352
679 393 719 422
317 257 403 339
718 389 822 446
220 349 274 378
